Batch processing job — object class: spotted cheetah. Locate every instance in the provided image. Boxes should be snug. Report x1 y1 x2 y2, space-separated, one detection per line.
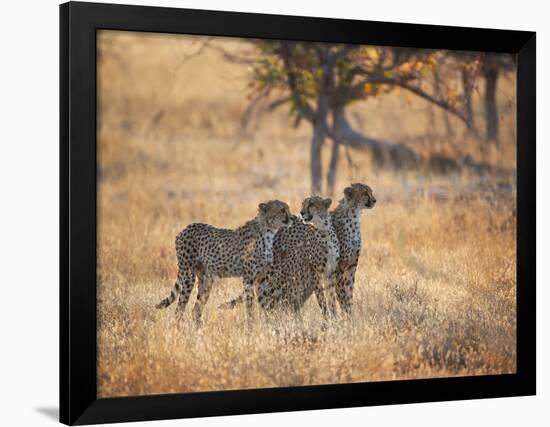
221 196 339 319
331 183 376 318
155 200 294 325
258 196 339 317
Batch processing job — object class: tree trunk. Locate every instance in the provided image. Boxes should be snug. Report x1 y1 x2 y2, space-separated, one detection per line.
461 69 474 131
326 132 340 196
311 49 331 195
484 65 499 143
311 119 325 195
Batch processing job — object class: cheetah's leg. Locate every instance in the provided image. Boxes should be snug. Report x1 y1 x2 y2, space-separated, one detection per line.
313 271 330 320
219 267 268 310
243 278 256 327
336 264 357 319
175 268 196 320
156 266 195 312
326 269 339 318
218 293 244 309
257 266 281 312
192 275 214 327
257 279 270 311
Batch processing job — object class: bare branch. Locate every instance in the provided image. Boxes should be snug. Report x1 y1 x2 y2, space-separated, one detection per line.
397 81 483 140
238 85 273 133
207 43 257 65
237 91 290 138
396 81 465 122
267 97 291 111
173 38 213 72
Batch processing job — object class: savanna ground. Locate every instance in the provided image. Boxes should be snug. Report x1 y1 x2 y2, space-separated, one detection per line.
97 31 517 397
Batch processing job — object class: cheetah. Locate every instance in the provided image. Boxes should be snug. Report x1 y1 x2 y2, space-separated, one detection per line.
221 196 339 319
155 200 294 325
331 183 376 318
258 196 340 317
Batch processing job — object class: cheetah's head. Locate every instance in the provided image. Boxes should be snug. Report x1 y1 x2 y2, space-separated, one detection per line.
300 196 332 227
257 200 294 231
343 183 376 209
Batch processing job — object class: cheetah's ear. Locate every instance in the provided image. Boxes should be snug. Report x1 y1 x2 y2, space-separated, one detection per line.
258 202 268 214
323 198 332 209
344 186 354 200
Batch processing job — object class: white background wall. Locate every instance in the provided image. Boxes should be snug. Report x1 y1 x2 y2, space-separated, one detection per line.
0 0 546 425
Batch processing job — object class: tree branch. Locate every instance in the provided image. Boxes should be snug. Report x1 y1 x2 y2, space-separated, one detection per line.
333 44 360 61
238 85 273 132
267 97 291 111
335 72 415 105
280 42 316 122
207 43 257 65
335 63 479 136
173 38 213 72
396 81 466 124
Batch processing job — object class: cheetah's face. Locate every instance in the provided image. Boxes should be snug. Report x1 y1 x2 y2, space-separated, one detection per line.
344 183 376 209
258 200 294 231
300 196 332 226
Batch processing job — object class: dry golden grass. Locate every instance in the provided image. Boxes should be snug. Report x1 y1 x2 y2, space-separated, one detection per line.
97 31 517 397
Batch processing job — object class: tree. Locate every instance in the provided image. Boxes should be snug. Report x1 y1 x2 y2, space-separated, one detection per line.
247 41 477 194
480 53 515 144
171 38 512 193
445 51 515 144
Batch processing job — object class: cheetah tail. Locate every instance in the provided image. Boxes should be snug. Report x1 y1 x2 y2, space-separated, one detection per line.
155 282 180 309
217 294 244 309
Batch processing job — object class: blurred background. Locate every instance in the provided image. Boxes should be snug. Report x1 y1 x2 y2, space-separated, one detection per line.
97 31 516 200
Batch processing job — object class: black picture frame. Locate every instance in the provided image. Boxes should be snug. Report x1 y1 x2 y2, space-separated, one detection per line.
60 1 536 425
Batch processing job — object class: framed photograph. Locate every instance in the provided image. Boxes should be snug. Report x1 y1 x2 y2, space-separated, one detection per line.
60 1 536 424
